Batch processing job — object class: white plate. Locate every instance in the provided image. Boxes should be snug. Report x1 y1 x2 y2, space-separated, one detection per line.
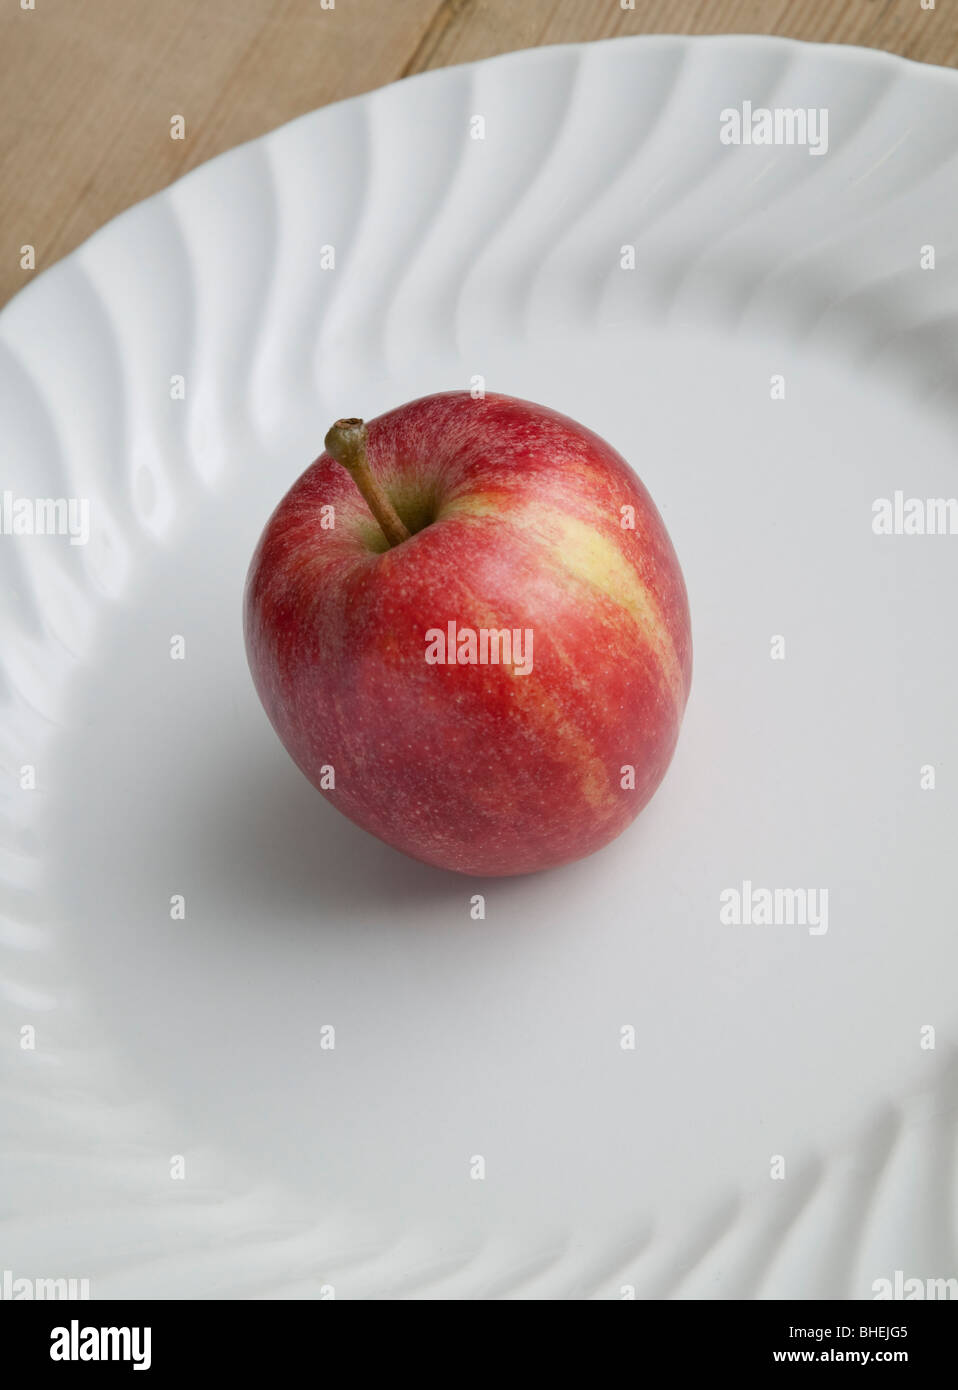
2 35 958 1300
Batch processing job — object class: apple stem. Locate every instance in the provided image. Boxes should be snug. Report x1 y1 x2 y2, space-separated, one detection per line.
324 418 411 548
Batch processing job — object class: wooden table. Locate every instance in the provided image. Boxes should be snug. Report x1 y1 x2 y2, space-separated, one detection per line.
2 0 956 308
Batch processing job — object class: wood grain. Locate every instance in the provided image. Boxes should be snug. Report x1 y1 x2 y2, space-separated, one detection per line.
2 0 956 308
401 0 958 74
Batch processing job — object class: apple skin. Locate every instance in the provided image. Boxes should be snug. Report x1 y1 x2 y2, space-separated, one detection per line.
244 391 692 876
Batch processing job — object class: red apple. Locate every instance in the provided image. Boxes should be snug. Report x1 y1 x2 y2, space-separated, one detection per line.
244 391 692 876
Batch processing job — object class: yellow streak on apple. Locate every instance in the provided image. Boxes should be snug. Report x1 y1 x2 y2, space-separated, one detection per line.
446 493 686 709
